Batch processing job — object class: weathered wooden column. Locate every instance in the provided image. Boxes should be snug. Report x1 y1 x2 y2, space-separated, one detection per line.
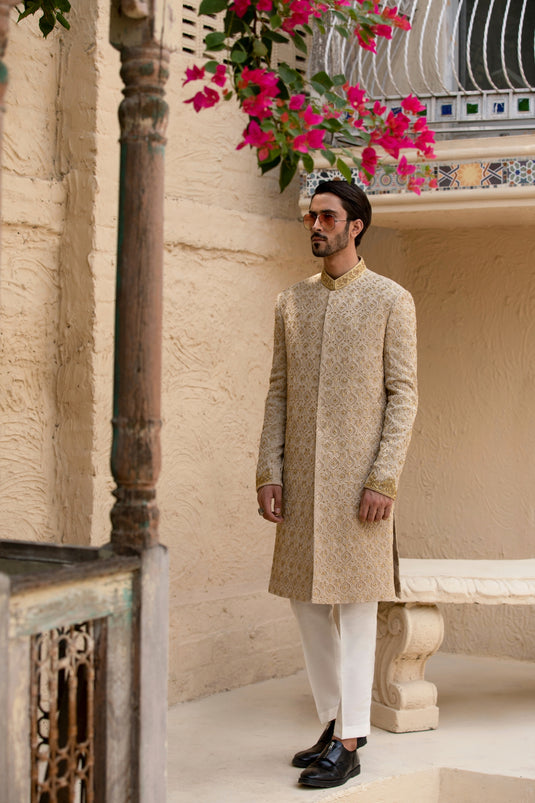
109 3 176 799
109 1 171 553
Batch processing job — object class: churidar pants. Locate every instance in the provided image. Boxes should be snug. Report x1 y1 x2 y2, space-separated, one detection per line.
290 599 378 740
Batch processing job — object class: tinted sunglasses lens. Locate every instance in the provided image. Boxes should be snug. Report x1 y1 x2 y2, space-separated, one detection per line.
303 213 315 230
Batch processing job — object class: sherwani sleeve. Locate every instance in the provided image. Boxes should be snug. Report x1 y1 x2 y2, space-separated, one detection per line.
364 288 418 500
256 298 287 489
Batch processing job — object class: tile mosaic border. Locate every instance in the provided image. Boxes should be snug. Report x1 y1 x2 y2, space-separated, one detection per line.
300 157 535 198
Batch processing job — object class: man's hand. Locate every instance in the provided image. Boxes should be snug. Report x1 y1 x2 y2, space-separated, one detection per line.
358 488 393 523
257 484 284 523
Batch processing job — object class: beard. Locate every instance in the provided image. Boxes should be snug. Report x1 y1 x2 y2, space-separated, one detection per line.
311 225 351 257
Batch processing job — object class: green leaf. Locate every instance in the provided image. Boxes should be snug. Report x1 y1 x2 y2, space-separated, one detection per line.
332 74 347 87
56 0 71 11
336 158 353 182
292 31 308 54
231 48 248 64
56 11 69 28
323 149 336 166
204 60 219 74
260 153 281 174
335 24 349 38
280 155 299 191
261 28 289 44
205 31 227 49
278 63 303 88
310 71 334 91
199 0 228 14
301 152 314 173
270 13 282 28
302 24 313 36
253 38 268 57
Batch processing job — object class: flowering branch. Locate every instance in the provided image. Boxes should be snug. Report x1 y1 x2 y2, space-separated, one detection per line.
184 0 437 192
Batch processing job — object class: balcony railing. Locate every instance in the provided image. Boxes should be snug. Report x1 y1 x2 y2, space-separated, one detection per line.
312 0 535 137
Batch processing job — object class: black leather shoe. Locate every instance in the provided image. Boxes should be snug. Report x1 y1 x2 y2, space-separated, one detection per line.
292 721 367 768
298 739 361 788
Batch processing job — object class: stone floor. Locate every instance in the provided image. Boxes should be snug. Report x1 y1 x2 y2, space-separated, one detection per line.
167 652 535 802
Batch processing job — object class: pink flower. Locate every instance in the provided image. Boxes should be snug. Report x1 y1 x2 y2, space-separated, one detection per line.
354 27 377 53
415 129 435 157
293 128 325 152
407 175 425 194
429 177 438 189
184 86 220 112
372 100 386 116
257 0 273 9
282 0 314 32
372 23 393 39
361 146 378 175
289 94 306 111
238 67 279 97
346 83 369 115
183 65 205 86
372 132 402 158
243 92 275 119
302 105 324 126
236 120 275 151
232 0 251 16
401 94 426 115
396 155 416 177
212 64 227 87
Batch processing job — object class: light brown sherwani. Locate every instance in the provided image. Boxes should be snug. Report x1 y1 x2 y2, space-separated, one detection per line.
256 259 418 604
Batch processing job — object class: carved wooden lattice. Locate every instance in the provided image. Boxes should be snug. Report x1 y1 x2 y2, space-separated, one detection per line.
30 623 96 803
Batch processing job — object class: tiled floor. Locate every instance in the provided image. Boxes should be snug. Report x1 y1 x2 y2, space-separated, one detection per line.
167 652 535 802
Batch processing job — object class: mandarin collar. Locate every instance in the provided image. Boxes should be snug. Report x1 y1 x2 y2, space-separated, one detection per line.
320 259 366 291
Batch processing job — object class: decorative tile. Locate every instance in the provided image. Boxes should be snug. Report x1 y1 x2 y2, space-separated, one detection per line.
301 156 534 198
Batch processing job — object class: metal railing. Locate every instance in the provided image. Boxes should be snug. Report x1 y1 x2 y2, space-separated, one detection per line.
313 0 535 137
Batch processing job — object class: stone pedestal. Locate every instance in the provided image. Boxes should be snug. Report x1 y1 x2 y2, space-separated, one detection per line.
371 601 444 733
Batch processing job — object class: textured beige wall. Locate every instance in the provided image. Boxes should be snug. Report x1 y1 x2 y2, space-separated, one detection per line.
2 5 533 709
362 224 535 660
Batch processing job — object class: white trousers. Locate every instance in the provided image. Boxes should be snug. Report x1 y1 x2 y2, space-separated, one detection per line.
290 599 378 740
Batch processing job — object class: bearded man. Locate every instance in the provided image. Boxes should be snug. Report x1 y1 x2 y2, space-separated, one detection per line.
256 180 418 789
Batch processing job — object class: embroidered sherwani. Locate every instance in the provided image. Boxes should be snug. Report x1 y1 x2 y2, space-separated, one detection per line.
256 260 417 604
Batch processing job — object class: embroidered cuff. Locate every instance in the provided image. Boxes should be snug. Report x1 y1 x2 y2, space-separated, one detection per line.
364 474 397 500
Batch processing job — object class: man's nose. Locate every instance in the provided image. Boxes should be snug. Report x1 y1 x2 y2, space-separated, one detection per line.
311 215 322 230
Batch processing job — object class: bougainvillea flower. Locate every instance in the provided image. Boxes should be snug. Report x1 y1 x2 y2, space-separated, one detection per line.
236 120 275 150
354 28 377 53
373 100 387 116
396 155 416 177
361 145 378 174
257 0 273 10
243 91 276 119
372 23 393 39
232 0 251 16
212 64 227 87
183 65 205 86
401 94 426 114
289 94 306 110
293 128 325 152
238 67 279 97
184 86 220 112
407 175 425 194
302 105 324 126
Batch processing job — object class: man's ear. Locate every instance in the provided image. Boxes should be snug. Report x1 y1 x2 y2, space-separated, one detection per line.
351 219 364 239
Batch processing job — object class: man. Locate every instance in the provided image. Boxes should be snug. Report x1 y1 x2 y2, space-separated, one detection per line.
256 180 418 789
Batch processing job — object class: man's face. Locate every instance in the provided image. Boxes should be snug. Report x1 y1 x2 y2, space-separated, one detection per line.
308 193 354 258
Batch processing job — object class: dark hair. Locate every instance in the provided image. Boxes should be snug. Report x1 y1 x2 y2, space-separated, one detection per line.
312 180 372 247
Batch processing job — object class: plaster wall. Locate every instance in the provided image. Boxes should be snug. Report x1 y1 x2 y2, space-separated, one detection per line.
2 5 533 707
362 224 535 660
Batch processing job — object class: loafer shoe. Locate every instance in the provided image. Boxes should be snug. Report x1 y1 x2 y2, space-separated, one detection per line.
292 720 335 767
298 739 361 788
292 721 367 768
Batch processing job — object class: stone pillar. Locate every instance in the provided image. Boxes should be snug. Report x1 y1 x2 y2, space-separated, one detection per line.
109 0 176 552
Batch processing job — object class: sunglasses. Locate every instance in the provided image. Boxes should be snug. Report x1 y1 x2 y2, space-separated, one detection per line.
302 211 350 232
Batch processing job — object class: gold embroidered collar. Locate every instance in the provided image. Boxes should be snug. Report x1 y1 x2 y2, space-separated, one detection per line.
320 259 366 291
